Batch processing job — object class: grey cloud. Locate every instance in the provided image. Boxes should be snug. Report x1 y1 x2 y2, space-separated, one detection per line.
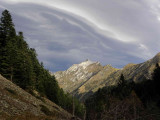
0 1 156 72
54 0 160 53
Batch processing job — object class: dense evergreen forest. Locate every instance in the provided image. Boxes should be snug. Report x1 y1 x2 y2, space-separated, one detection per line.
85 65 160 120
0 10 85 118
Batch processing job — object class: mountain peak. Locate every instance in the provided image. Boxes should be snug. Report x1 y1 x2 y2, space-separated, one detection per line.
54 59 103 92
67 60 95 73
79 60 94 69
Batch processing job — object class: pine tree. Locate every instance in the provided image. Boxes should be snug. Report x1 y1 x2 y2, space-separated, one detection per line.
0 10 16 45
153 63 160 94
117 74 129 99
118 74 126 87
0 10 17 79
0 10 86 118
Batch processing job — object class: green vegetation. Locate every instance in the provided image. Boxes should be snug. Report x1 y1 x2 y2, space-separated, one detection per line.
85 65 160 120
40 105 54 116
0 9 85 118
85 74 136 120
5 87 17 95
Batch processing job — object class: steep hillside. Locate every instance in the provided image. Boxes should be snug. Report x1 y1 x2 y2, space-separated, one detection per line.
54 53 160 101
0 10 85 119
0 74 73 120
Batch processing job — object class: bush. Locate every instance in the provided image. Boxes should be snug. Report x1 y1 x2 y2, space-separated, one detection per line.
5 88 17 95
40 105 53 116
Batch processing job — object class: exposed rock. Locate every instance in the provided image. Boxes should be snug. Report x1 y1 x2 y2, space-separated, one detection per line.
54 60 103 93
54 53 160 101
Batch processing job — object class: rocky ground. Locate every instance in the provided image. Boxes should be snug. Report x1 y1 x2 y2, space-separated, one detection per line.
0 74 73 120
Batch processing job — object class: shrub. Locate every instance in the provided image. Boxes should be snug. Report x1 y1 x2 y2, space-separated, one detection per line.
40 105 53 116
5 88 17 95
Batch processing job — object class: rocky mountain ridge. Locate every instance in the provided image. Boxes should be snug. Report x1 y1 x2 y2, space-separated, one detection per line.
54 60 103 93
54 53 160 101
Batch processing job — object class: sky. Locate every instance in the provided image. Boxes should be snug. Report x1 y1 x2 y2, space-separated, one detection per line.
0 0 160 72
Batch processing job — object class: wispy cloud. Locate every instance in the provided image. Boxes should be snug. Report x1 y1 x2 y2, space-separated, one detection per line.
0 0 160 71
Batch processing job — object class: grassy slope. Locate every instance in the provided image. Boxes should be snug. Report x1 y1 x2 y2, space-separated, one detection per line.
0 74 73 120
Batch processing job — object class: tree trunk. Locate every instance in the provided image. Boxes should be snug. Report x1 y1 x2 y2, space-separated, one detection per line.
10 66 13 81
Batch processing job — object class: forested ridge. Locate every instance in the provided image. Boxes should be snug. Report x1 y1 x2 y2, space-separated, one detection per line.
0 9 85 119
85 65 160 120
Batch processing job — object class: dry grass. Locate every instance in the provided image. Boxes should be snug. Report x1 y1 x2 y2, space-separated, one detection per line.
0 74 72 120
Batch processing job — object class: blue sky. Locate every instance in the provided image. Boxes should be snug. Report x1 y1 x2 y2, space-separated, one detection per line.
0 0 160 72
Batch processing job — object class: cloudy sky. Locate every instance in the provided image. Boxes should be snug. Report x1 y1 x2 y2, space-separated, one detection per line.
0 0 160 72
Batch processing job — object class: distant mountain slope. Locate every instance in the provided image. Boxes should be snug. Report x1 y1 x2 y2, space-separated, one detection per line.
54 53 160 101
54 60 103 93
0 74 72 120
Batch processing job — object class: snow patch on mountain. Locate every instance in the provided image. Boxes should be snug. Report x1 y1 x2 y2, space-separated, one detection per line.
54 60 99 83
67 60 94 73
